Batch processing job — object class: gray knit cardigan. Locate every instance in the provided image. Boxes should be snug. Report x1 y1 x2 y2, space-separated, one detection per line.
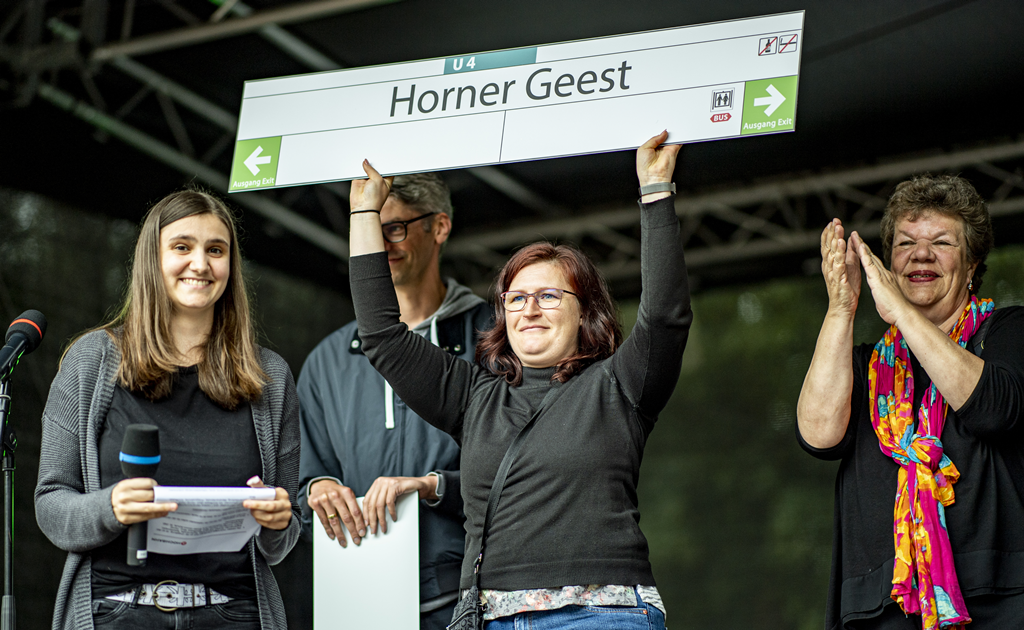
34 330 301 630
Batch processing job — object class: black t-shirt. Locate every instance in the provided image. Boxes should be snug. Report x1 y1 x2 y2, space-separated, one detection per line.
91 366 262 598
799 306 1024 628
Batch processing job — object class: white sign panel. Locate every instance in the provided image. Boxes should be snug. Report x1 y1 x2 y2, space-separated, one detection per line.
313 493 420 630
229 12 804 191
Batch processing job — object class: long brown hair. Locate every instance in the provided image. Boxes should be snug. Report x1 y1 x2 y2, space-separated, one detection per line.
97 189 265 409
476 242 622 385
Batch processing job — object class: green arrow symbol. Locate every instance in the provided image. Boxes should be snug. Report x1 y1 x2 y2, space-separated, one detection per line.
740 76 797 136
230 137 282 191
753 84 786 116
244 146 273 176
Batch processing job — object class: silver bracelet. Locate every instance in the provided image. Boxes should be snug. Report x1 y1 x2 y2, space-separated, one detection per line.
638 182 676 196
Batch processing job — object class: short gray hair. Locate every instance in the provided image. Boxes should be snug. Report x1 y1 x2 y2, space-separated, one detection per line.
880 174 992 293
388 173 453 222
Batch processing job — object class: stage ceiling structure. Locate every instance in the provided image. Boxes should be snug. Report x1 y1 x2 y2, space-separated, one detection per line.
2 0 1023 297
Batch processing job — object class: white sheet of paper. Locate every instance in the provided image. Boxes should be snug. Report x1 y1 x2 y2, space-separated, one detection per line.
147 486 275 555
229 11 803 191
313 492 420 630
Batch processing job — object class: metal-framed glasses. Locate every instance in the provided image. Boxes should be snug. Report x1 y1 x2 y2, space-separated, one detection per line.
500 288 578 312
381 212 437 243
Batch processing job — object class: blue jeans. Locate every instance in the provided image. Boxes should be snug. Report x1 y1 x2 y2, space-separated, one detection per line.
92 597 261 629
483 591 666 630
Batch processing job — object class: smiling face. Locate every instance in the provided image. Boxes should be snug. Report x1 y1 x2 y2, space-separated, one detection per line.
380 197 450 288
160 213 231 322
890 210 978 325
505 261 582 368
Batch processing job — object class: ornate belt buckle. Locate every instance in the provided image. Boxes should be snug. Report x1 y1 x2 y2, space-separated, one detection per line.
154 580 180 612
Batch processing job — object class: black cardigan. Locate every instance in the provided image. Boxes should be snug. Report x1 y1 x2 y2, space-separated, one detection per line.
350 196 692 590
799 305 1024 629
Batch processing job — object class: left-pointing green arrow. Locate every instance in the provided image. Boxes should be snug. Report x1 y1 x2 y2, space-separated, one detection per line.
230 137 282 191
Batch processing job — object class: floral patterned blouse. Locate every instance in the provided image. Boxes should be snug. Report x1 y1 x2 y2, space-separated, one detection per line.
479 585 666 620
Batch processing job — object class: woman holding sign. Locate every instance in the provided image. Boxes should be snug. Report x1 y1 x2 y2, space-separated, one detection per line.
341 131 689 629
797 176 1024 629
35 190 300 630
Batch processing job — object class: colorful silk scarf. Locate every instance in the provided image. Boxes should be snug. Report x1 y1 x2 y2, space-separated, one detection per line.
868 296 994 630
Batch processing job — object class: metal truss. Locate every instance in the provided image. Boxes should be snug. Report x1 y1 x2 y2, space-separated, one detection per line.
0 0 566 246
4 1 1024 293
1 0 368 258
89 0 401 62
444 139 1024 290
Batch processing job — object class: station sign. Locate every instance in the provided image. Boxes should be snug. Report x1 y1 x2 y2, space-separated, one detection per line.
229 11 804 191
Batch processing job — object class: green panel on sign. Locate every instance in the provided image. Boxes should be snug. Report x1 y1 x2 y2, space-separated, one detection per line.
740 76 798 136
444 48 537 74
229 137 283 191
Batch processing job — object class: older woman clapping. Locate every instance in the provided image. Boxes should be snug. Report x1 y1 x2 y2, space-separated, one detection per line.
346 131 691 629
797 176 1024 630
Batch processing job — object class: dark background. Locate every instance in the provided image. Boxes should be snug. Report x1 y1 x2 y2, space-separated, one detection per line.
3 0 1024 293
2 1 1024 628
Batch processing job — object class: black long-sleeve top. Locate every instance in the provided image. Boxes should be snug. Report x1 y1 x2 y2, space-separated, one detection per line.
350 196 692 590
799 306 1024 629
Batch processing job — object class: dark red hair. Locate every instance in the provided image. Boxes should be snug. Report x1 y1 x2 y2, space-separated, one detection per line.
476 242 622 385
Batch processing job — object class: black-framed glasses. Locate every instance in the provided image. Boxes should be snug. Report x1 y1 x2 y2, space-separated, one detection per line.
381 212 437 243
500 288 578 312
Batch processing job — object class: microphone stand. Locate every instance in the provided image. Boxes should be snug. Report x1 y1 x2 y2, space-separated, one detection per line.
1 378 16 630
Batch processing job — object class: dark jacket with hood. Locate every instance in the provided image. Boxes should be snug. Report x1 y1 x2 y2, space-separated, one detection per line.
298 278 490 606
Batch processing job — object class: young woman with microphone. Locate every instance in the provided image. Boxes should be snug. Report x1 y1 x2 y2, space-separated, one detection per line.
34 190 300 630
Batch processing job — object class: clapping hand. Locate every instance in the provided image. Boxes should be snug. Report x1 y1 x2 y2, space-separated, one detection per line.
849 230 911 326
819 219 861 315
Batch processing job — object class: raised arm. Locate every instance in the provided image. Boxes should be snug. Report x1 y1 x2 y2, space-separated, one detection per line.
848 230 984 410
955 307 1024 435
348 159 393 256
347 161 479 437
797 219 861 449
612 132 693 419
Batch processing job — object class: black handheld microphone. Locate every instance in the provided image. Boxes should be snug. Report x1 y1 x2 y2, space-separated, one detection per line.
0 310 47 382
120 424 160 567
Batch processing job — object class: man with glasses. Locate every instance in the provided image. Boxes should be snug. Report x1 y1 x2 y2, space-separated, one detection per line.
297 173 490 629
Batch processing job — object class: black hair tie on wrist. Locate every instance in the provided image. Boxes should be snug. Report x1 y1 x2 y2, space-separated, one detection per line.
350 209 381 215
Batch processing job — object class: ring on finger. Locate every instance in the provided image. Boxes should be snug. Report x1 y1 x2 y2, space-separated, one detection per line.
327 513 337 520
